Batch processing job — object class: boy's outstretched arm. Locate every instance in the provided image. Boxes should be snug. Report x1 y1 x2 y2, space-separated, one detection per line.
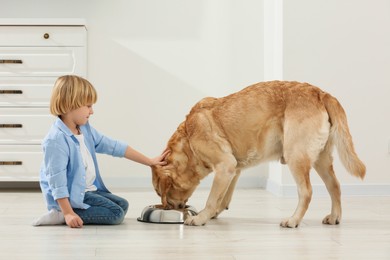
124 146 169 166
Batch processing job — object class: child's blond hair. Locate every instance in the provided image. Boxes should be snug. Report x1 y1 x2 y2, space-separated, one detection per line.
50 75 97 116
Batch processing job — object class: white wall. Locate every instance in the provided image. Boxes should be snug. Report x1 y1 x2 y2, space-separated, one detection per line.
266 0 390 196
1 0 267 189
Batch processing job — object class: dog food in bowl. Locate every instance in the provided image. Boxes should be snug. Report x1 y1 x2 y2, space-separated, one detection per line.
137 205 198 224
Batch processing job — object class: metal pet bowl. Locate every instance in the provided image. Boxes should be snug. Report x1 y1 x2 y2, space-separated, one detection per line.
137 205 198 224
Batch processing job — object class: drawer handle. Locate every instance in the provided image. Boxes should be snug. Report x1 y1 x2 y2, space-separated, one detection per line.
0 161 23 165
0 90 23 94
0 124 23 128
0 59 23 64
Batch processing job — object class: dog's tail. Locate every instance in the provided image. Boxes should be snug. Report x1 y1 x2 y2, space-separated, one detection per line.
323 93 366 179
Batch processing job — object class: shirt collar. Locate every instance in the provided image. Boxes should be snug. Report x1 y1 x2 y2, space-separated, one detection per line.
54 117 74 137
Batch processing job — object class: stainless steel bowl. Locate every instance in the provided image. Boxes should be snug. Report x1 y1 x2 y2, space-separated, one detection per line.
137 205 198 224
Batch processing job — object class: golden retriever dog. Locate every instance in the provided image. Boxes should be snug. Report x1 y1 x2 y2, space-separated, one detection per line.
152 81 365 227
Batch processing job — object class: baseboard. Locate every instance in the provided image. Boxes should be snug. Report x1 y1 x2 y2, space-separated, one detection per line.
104 176 390 197
266 179 390 197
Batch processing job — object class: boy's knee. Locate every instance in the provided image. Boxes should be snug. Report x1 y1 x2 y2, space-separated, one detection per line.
112 208 126 225
111 201 128 225
121 199 129 214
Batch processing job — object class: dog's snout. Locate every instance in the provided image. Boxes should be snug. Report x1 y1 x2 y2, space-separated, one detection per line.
167 200 186 209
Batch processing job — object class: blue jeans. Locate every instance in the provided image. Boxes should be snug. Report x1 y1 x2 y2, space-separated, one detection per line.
73 190 129 225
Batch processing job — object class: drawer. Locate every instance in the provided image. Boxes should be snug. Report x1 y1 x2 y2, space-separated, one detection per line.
0 77 55 107
0 145 42 181
0 26 86 47
0 108 55 144
0 47 86 77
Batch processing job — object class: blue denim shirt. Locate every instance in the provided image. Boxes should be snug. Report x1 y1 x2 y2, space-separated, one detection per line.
39 118 128 210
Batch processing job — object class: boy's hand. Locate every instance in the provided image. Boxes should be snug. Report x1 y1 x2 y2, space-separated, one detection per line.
64 212 84 228
150 149 170 166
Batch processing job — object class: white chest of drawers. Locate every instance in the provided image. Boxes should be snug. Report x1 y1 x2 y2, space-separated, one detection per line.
0 20 87 183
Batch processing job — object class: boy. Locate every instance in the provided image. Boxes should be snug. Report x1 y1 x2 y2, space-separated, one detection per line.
33 75 168 228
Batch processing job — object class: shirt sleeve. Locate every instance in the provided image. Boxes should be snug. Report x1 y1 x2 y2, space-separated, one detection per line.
89 125 127 157
43 138 70 200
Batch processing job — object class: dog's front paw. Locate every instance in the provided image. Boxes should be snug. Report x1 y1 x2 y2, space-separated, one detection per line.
184 215 207 226
322 214 340 225
280 217 300 228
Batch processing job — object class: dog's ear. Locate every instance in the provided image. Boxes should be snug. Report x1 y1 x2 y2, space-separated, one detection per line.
159 174 173 209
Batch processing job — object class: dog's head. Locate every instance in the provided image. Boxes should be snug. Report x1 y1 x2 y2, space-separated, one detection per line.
151 164 198 209
151 124 201 209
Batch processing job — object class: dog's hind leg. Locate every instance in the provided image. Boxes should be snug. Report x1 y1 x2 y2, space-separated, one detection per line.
314 143 342 225
213 169 241 218
280 105 330 228
280 112 324 228
280 156 313 228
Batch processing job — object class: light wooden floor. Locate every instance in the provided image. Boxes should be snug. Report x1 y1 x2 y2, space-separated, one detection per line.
0 188 389 259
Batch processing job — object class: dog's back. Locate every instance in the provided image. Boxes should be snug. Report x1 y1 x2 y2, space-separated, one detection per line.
187 81 324 167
